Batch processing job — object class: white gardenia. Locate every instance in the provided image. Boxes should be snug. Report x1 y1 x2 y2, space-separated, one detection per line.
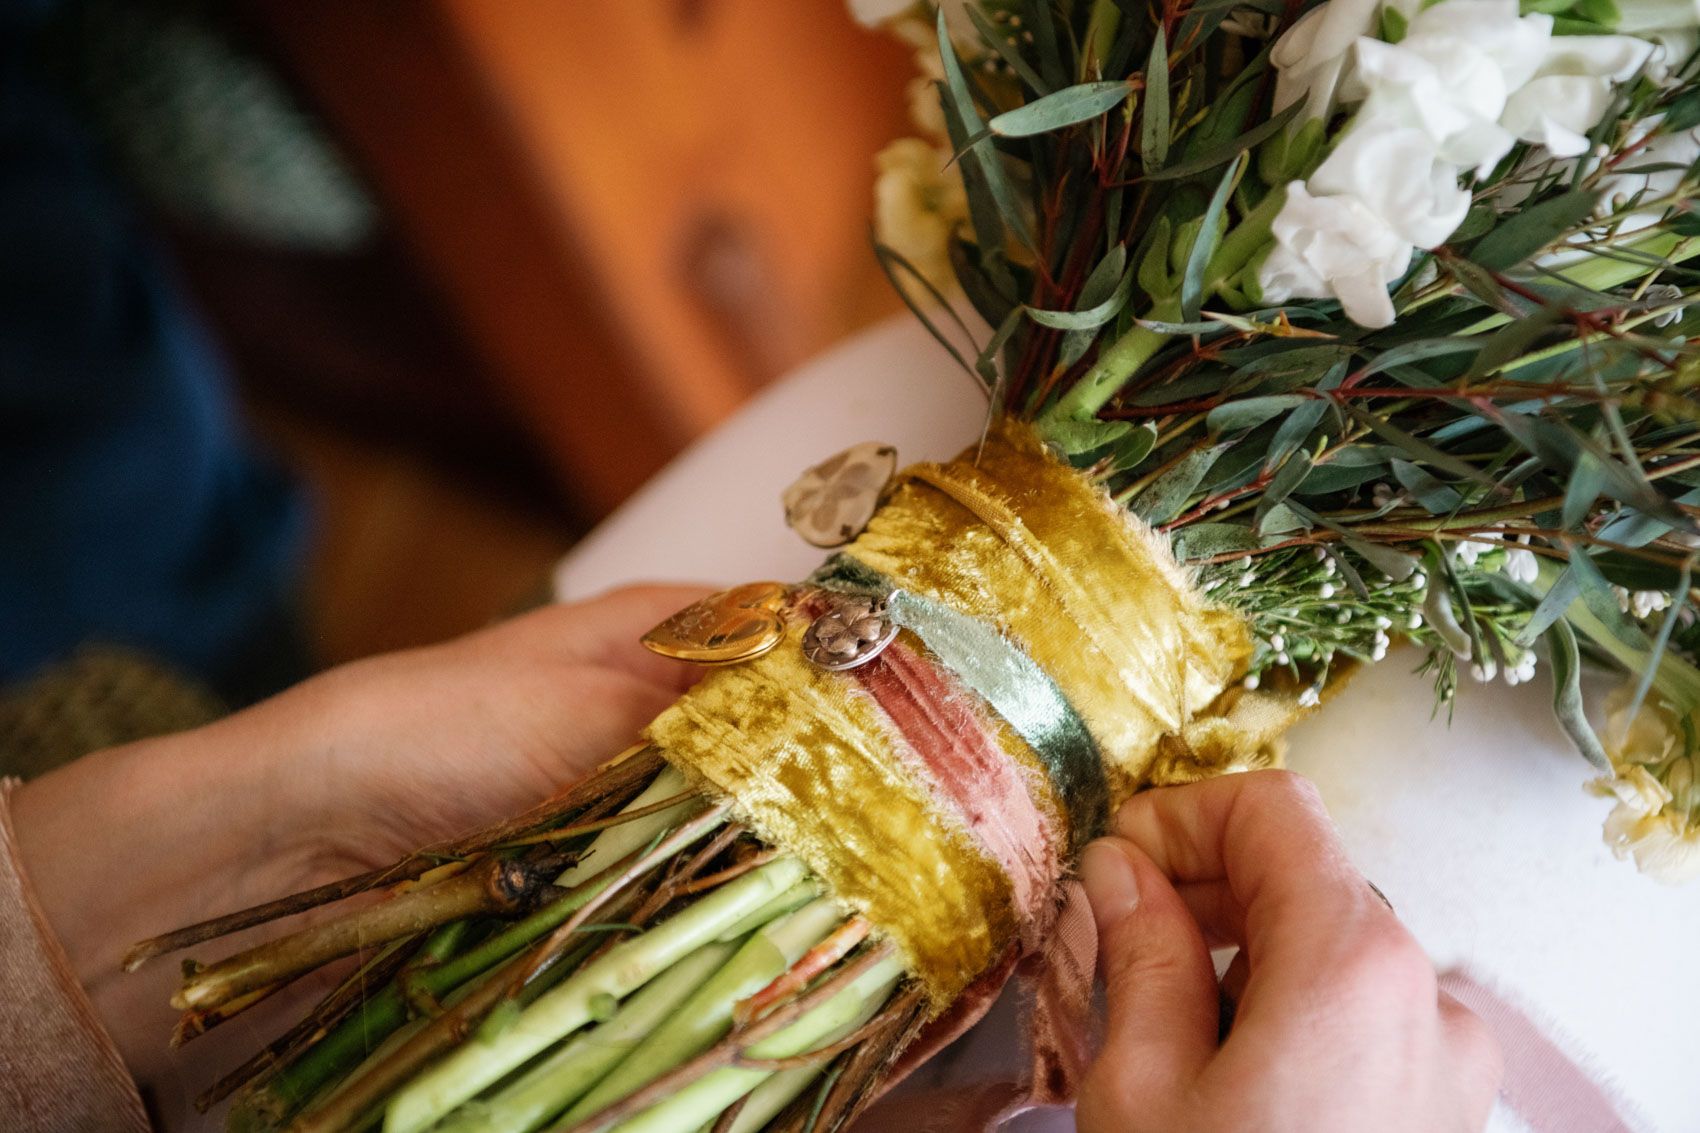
1307 125 1472 247
1502 37 1657 156
1260 0 1674 327
1259 182 1412 326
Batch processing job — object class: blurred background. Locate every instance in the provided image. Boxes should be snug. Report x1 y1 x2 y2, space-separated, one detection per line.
1 0 915 773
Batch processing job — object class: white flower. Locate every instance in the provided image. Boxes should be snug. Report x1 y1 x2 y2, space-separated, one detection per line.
1601 806 1700 883
1259 181 1413 327
1600 117 1700 224
873 138 970 296
1308 125 1473 247
1343 1 1548 175
1504 546 1540 585
1644 28 1700 83
1452 538 1495 567
1615 586 1675 619
1612 0 1700 36
1470 658 1499 682
1594 763 1675 813
1271 0 1384 120
1299 685 1323 708
1504 649 1538 686
1502 37 1657 157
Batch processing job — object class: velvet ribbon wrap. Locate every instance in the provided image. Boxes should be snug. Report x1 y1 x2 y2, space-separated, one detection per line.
643 419 1316 1114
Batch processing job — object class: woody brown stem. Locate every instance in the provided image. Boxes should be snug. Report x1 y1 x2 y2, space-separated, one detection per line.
192 935 426 1112
782 985 926 1133
174 854 567 1013
125 746 663 972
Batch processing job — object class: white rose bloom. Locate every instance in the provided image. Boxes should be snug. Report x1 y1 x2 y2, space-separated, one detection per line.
1502 36 1658 156
1260 181 1413 327
1309 125 1472 247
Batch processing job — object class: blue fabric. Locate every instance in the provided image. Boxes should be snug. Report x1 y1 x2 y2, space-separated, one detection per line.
0 29 309 702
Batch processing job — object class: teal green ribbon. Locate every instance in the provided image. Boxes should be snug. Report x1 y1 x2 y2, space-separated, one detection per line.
812 556 1110 847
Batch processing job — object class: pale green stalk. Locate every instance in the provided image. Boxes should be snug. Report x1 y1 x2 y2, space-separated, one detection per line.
558 899 844 1126
384 856 810 1133
1044 296 1180 424
714 881 821 943
556 767 698 888
724 1064 832 1133
433 939 743 1133
605 952 906 1133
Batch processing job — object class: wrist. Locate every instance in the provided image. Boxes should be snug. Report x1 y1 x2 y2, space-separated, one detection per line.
8 715 317 990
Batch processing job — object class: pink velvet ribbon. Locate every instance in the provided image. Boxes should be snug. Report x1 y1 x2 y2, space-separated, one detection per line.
846 630 1100 1121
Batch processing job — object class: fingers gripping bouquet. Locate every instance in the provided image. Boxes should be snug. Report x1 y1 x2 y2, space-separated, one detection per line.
134 1 1700 1130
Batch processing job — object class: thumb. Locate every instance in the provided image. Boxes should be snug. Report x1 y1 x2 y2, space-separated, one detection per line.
1075 837 1217 1129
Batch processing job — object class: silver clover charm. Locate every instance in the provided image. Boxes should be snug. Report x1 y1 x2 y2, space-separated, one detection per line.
802 592 899 671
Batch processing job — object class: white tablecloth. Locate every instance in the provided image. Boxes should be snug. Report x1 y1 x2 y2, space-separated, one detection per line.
555 317 1698 1133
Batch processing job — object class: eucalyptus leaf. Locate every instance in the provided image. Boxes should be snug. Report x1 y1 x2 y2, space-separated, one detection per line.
1207 395 1308 434
1043 417 1137 456
1544 619 1611 771
1181 153 1246 321
1026 261 1134 329
1518 563 1581 646
1141 27 1170 171
1173 522 1261 559
1133 445 1225 524
1469 189 1599 271
1255 451 1314 530
989 80 1134 137
1345 536 1419 581
1391 459 1465 513
937 9 1033 248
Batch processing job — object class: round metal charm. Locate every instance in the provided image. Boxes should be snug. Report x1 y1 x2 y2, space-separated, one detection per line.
640 582 790 666
802 592 900 671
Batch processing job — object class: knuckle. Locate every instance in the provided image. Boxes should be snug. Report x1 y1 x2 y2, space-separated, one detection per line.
1245 768 1323 809
1337 922 1436 1004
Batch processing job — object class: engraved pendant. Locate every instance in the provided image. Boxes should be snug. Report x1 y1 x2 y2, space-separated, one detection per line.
640 582 790 666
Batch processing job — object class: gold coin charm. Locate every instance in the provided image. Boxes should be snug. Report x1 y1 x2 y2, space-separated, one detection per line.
640 582 791 666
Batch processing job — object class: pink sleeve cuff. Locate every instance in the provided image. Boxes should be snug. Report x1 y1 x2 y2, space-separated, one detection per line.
0 777 152 1131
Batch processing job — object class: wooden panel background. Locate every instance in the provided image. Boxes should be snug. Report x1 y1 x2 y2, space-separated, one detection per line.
253 0 916 518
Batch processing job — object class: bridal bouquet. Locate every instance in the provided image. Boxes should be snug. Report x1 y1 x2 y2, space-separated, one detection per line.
132 2 1700 1131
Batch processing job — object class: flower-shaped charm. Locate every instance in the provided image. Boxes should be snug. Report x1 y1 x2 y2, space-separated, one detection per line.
802 593 899 671
641 582 790 666
782 442 898 549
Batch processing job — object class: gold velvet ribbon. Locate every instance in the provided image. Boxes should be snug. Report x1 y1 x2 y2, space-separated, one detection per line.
644 419 1305 1008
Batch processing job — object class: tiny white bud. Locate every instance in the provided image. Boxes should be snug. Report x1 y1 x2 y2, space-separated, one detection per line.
1374 615 1392 630
1408 611 1424 630
1243 673 1261 690
1270 633 1286 652
1276 651 1291 665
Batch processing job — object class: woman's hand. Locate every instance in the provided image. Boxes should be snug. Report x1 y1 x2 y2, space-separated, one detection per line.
1076 770 1502 1133
8 586 704 1110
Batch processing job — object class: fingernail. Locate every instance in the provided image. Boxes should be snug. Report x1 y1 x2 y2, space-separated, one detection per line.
1080 839 1141 928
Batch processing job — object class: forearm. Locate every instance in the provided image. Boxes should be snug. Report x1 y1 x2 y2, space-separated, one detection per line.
8 708 327 1080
